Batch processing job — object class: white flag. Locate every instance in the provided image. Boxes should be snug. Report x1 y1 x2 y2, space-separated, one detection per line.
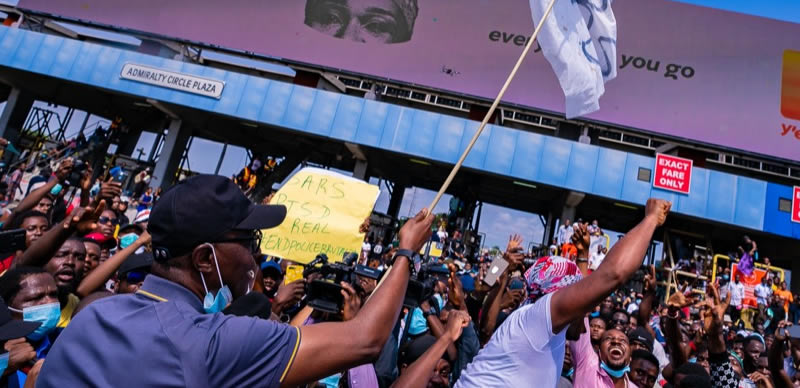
530 0 617 118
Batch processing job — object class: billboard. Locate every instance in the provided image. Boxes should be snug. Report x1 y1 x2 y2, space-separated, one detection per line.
17 0 800 163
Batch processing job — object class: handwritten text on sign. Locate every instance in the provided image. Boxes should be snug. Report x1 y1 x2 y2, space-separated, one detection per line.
792 186 800 223
653 154 693 194
260 168 379 264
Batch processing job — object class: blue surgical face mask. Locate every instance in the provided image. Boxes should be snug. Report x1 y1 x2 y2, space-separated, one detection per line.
50 183 62 196
199 243 232 314
0 353 7 377
600 362 630 379
562 367 574 378
635 298 642 305
407 308 429 335
689 357 697 363
722 274 730 281
433 293 445 311
119 233 139 249
9 302 61 341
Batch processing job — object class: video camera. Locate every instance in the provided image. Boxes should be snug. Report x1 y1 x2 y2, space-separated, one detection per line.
304 254 383 314
302 253 453 314
404 261 450 309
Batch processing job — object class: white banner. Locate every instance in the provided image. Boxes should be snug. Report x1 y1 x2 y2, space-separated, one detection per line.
120 63 224 99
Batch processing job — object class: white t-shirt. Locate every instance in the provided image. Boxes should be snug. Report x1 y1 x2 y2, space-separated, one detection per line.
589 252 606 271
754 284 772 306
557 226 570 246
455 293 565 388
729 282 745 307
627 302 639 315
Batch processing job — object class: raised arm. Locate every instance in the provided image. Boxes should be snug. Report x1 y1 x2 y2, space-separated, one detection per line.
390 311 470 388
281 209 433 387
638 265 657 337
421 300 458 363
770 322 793 388
664 293 692 375
2 160 72 227
76 232 151 297
479 272 510 344
14 201 104 268
550 199 671 332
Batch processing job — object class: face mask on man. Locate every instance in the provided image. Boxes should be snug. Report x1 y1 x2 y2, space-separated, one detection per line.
119 233 139 249
199 243 232 314
600 361 630 378
407 308 428 335
0 352 7 376
9 302 61 341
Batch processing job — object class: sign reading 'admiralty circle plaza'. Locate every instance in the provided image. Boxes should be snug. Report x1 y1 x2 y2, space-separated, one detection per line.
120 63 225 99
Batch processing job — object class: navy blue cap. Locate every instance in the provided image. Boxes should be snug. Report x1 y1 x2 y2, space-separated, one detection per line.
260 260 283 276
148 175 286 261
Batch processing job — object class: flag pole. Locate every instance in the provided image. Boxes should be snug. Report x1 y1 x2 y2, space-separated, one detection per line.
427 0 559 213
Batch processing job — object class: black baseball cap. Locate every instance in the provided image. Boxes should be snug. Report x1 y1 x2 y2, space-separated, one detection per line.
148 175 286 261
0 297 40 341
398 335 451 367
118 252 154 275
628 327 654 352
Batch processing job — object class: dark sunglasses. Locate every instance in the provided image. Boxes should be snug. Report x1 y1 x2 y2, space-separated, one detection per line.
125 270 147 284
98 216 120 226
610 319 629 326
213 230 262 254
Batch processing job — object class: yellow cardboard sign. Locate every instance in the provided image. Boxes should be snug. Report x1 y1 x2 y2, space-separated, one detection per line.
261 167 379 264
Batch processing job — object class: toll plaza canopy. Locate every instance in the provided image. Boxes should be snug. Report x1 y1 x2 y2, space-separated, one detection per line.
0 24 797 246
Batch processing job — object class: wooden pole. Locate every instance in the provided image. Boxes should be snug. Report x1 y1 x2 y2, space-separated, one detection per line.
427 0 559 212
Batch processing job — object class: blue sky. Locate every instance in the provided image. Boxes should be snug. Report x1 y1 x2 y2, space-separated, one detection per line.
5 0 798 251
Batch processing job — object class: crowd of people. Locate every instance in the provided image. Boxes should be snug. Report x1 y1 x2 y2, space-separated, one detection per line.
0 141 797 387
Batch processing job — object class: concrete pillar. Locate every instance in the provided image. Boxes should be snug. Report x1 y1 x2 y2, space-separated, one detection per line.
386 183 405 221
353 159 369 181
150 119 191 189
542 211 554 246
214 143 228 175
0 87 34 145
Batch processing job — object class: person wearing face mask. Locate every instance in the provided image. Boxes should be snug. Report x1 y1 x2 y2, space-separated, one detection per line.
38 174 434 388
571 322 636 388
0 296 42 387
0 267 62 387
456 199 671 388
117 224 145 253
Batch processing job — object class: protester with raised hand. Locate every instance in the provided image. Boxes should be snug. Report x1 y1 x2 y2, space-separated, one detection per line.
391 310 471 388
37 175 434 388
699 281 741 388
0 159 72 228
770 321 794 388
75 232 151 297
456 198 671 388
13 201 105 269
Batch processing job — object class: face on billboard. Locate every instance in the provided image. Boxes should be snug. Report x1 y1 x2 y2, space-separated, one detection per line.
304 0 418 44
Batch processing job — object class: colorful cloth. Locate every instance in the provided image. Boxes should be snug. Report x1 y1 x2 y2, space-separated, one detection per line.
738 252 754 276
524 256 583 303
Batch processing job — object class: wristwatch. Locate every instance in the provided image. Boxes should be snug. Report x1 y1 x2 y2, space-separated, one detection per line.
391 249 417 273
